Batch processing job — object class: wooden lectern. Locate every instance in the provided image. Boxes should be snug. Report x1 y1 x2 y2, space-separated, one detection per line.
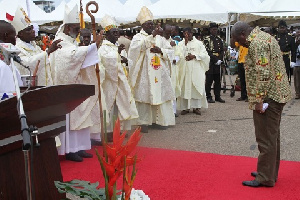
0 84 95 200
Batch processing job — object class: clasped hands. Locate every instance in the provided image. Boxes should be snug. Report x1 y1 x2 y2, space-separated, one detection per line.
185 53 196 61
150 46 162 54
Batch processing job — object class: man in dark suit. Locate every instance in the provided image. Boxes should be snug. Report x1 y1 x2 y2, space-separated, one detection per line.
275 20 296 84
203 23 225 103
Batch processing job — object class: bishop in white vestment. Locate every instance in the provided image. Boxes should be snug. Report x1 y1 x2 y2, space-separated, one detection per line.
98 15 138 133
8 6 61 86
128 7 175 132
50 5 103 162
176 28 210 115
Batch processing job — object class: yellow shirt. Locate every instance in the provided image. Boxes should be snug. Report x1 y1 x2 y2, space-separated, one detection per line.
235 42 248 63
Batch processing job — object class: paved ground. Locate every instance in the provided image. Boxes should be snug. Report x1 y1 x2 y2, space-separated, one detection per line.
67 77 300 199
137 78 300 161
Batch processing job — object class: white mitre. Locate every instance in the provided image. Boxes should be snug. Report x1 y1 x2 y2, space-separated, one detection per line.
8 6 31 33
100 15 117 32
136 6 153 25
64 4 79 24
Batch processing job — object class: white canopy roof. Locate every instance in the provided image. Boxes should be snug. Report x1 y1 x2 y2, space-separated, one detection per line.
257 0 300 13
148 0 229 24
3 0 298 28
67 0 124 23
117 0 152 24
0 0 50 24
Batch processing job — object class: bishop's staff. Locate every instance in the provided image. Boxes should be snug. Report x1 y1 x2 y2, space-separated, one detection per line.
86 1 105 145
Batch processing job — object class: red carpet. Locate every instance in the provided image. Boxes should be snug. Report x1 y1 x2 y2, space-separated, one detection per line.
60 146 300 200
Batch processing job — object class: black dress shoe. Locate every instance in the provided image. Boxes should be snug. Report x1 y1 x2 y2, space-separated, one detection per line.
251 171 258 177
242 180 262 187
78 150 93 158
251 171 277 182
207 97 215 103
181 110 189 115
236 97 246 101
193 108 201 115
152 124 168 130
141 125 149 133
91 139 103 146
215 97 225 103
66 152 83 162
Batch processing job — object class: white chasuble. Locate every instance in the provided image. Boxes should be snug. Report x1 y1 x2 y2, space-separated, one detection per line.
15 38 53 86
50 32 100 131
128 30 175 126
98 40 138 127
128 30 174 105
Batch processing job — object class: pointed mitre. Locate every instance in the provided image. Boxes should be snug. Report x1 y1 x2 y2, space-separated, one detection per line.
63 4 79 24
8 6 31 33
100 15 118 32
136 6 153 25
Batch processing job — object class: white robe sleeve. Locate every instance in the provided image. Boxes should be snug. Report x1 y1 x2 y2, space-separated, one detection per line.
82 43 100 69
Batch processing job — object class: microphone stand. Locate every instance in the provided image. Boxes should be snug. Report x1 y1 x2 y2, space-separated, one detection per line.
10 57 34 200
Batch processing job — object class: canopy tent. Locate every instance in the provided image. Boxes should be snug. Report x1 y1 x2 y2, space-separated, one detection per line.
117 0 152 25
257 0 300 13
67 0 123 24
148 0 229 24
45 0 67 23
0 0 50 24
240 0 300 25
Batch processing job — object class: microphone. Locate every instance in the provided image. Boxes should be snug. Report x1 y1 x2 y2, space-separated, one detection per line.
0 43 22 65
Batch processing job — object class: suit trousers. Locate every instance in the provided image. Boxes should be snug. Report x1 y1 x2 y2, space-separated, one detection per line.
253 98 285 186
293 67 300 97
283 55 292 80
237 63 247 99
205 73 221 98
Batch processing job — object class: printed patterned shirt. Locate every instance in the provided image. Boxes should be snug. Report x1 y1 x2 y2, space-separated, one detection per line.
245 27 291 110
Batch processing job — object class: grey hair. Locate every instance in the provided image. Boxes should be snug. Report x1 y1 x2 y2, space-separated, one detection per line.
231 21 251 37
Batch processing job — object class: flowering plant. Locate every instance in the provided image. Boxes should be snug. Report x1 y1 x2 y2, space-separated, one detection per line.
97 118 142 200
55 118 143 200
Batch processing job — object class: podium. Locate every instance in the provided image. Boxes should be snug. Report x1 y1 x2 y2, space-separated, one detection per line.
0 84 95 200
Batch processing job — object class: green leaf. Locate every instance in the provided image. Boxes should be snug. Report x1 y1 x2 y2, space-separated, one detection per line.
54 180 105 200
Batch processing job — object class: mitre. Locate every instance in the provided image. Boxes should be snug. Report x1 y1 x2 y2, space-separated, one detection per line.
64 4 79 24
7 6 31 33
100 15 117 32
136 6 153 25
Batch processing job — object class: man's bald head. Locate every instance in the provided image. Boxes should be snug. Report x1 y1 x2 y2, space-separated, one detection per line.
0 20 16 45
231 21 252 48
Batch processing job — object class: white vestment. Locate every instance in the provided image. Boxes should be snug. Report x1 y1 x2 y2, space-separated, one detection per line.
50 32 101 154
15 38 53 86
0 60 23 94
98 40 138 132
128 30 175 126
176 37 210 110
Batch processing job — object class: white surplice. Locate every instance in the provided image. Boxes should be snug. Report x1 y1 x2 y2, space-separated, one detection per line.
176 37 210 110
